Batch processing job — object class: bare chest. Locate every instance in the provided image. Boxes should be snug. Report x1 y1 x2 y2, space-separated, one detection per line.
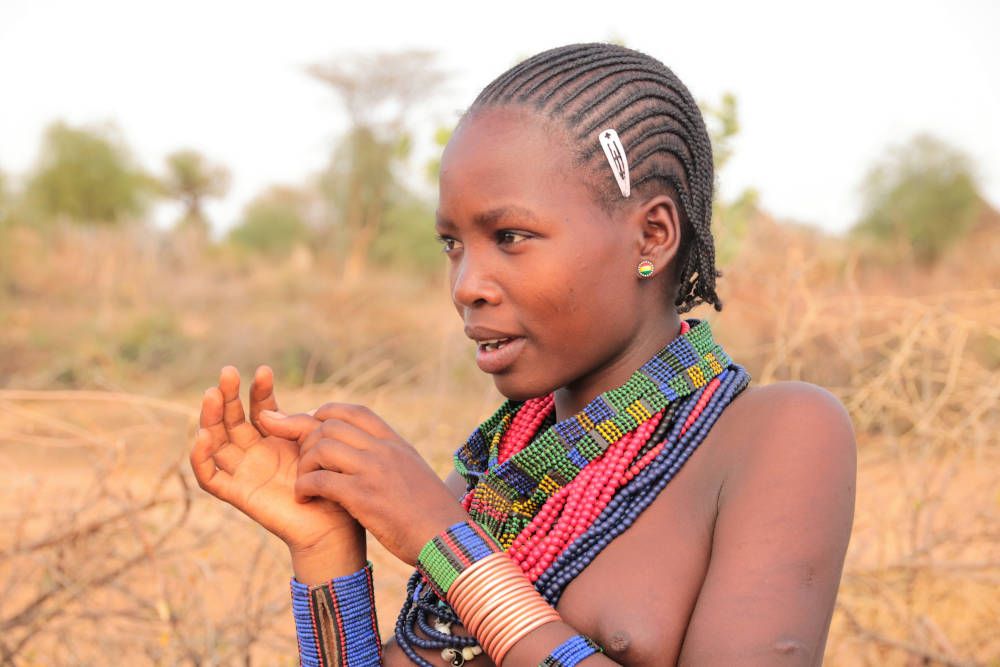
385 427 728 667
553 436 721 665
388 447 722 666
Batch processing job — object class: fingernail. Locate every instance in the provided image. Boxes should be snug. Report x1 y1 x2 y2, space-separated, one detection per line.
261 410 282 419
307 408 317 417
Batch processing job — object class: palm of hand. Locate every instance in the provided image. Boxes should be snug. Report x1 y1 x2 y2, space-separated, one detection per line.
190 365 355 553
227 432 352 552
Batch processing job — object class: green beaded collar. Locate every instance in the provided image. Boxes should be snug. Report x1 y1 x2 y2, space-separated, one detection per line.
454 318 732 547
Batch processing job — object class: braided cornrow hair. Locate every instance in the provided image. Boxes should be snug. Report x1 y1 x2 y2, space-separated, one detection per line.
466 42 722 312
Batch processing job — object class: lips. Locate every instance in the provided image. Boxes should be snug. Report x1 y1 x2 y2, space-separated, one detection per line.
474 335 526 374
465 325 526 374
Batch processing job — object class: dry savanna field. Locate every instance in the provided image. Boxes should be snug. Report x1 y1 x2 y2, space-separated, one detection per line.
0 216 998 666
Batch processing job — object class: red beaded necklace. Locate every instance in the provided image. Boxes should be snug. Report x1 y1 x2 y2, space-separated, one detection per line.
461 321 692 582
396 318 750 666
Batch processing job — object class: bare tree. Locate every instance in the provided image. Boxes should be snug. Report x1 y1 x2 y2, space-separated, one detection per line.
307 50 448 281
162 149 230 234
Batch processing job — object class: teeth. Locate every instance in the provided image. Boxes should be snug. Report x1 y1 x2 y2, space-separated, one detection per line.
480 337 511 351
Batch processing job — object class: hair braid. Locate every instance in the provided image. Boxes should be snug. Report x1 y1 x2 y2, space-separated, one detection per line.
466 42 722 312
517 52 628 103
482 46 597 105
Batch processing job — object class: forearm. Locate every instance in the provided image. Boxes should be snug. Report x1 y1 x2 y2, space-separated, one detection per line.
502 622 615 666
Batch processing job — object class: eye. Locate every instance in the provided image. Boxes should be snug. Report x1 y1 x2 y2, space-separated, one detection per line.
497 230 531 246
435 234 461 254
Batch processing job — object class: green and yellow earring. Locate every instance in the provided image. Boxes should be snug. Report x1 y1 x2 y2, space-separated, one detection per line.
637 259 655 278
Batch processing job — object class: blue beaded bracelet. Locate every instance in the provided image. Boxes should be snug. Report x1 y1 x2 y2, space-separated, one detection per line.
539 634 602 666
290 561 382 667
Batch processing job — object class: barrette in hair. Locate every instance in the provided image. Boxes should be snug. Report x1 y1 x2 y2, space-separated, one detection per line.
598 128 630 197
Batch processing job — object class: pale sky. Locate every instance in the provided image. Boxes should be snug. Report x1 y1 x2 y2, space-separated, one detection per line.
1 0 998 235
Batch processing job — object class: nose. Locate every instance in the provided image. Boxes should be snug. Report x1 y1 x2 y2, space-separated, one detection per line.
451 249 501 310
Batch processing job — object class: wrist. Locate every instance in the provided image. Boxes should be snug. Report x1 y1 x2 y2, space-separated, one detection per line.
406 502 473 566
416 519 503 599
290 560 382 667
289 525 366 586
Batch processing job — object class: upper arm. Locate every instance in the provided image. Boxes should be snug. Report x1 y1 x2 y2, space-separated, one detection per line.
678 382 857 666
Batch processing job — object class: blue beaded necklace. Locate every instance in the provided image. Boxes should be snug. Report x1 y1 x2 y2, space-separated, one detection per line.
395 320 750 665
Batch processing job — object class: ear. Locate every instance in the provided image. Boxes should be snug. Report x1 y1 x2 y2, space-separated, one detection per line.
634 195 682 277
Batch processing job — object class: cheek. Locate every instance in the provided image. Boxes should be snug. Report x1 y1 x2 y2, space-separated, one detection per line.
537 246 632 333
531 259 588 323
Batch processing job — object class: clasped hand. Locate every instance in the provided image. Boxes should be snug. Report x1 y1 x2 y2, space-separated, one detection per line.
190 365 467 566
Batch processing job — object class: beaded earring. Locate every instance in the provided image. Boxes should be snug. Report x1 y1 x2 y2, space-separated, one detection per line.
637 259 655 278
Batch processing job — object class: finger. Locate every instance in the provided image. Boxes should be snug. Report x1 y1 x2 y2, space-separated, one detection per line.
218 366 262 448
258 410 321 444
190 415 244 475
189 428 238 501
300 425 327 458
199 386 230 451
300 419 377 458
294 469 354 505
249 365 282 435
310 403 402 441
298 437 368 478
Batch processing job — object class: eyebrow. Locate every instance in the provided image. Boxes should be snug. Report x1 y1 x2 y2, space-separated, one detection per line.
435 205 541 231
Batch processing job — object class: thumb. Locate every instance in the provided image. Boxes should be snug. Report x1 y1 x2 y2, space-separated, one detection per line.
259 410 320 442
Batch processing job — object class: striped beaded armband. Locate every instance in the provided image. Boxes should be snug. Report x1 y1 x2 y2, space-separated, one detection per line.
539 634 603 666
289 561 382 667
417 520 503 599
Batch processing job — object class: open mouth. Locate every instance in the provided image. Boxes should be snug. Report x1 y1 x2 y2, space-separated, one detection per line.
478 337 515 352
474 336 526 374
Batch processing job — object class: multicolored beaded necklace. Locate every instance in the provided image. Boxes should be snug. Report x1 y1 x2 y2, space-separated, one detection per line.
395 319 751 666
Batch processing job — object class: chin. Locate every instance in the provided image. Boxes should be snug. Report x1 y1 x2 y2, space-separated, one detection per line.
492 374 554 403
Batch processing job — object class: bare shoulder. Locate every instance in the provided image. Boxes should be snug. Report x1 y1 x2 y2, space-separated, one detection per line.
714 380 856 494
676 381 858 665
725 380 854 436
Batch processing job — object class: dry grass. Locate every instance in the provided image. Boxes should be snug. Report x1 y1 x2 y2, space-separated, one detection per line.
0 219 997 666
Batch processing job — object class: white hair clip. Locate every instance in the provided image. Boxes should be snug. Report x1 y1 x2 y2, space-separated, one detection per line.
598 128 630 197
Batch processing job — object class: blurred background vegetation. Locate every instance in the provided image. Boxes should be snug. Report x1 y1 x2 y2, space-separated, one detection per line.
0 46 997 667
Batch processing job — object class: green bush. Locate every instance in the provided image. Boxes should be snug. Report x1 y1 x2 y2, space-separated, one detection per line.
370 193 444 275
227 186 314 256
24 121 154 225
853 133 982 265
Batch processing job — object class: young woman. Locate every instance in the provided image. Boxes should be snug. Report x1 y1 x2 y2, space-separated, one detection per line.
190 43 856 666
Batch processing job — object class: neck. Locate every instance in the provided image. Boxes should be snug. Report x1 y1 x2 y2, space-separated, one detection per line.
552 310 683 422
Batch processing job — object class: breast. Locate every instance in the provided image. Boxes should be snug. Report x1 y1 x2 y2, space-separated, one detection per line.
387 424 724 666
554 440 721 666
385 509 715 666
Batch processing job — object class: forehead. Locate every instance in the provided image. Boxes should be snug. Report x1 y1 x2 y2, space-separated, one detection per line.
439 106 587 214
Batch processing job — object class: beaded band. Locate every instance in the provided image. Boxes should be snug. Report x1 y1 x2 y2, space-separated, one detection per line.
417 520 503 600
290 561 382 667
540 634 603 666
